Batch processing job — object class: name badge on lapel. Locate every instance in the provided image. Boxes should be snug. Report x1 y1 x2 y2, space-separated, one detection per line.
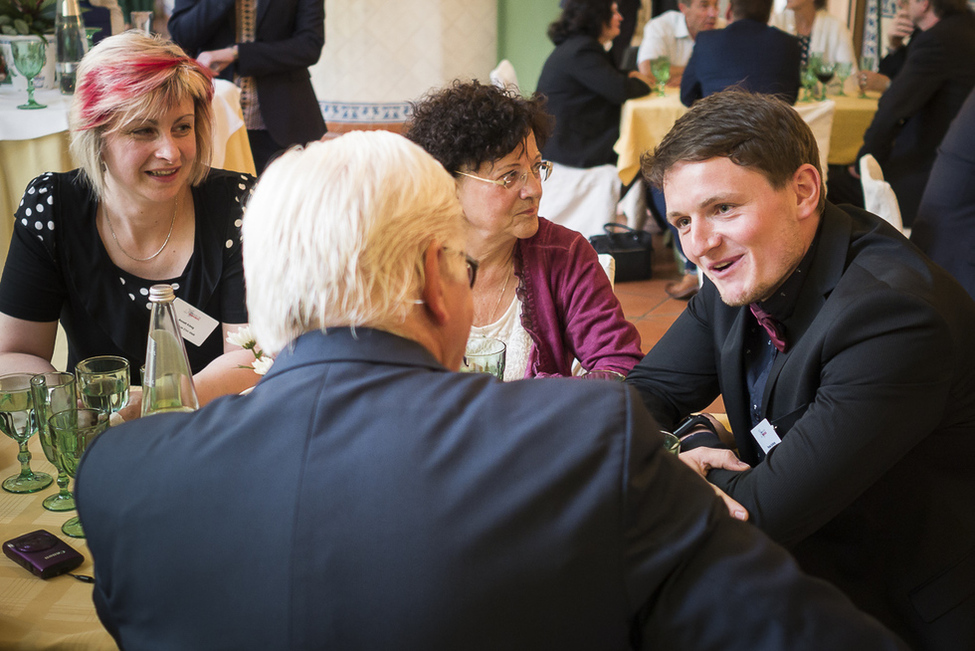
750 418 782 454
173 298 219 347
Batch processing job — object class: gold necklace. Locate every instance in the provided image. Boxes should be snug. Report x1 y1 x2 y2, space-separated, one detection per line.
104 195 179 263
487 268 511 323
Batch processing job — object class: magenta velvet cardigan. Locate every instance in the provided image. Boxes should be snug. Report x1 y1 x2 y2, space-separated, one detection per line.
514 218 644 378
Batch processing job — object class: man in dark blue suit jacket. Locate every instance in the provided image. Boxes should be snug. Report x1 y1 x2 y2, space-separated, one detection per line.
681 0 801 106
629 90 975 650
169 0 327 173
75 131 906 650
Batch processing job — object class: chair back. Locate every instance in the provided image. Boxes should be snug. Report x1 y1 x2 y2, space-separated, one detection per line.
859 154 905 234
794 100 835 183
489 60 519 93
538 162 622 239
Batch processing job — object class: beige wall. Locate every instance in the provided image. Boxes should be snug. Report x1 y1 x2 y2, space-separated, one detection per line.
311 0 497 123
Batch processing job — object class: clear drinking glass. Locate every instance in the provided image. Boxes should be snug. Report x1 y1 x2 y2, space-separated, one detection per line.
650 56 670 96
0 373 53 493
76 355 130 415
461 337 507 380
858 55 875 98
11 38 48 110
30 372 77 511
49 408 109 538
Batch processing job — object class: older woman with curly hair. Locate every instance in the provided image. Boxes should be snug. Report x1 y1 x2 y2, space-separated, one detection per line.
407 80 643 380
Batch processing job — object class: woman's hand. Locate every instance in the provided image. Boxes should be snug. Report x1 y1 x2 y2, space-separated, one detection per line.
859 71 891 93
197 47 236 75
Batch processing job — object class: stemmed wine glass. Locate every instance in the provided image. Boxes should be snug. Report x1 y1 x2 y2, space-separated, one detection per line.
49 408 109 538
10 37 48 110
0 373 53 493
859 55 875 98
814 59 836 101
834 62 853 96
799 65 818 102
30 372 78 511
650 56 670 96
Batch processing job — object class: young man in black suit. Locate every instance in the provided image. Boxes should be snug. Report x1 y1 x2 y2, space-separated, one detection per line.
628 89 975 651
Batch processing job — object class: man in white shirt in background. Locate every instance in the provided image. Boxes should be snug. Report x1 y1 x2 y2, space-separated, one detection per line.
636 0 723 87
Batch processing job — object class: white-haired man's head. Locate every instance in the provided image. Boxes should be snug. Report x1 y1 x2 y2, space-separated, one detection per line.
242 132 471 364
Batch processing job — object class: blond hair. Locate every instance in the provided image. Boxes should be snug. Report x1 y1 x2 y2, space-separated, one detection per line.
69 31 214 198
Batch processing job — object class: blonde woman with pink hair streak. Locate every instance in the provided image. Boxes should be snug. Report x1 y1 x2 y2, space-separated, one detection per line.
0 31 259 416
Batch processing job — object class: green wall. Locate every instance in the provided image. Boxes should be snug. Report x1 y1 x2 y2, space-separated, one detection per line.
497 1 561 95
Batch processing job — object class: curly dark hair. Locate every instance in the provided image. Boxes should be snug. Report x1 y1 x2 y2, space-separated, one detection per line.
406 80 554 175
548 0 615 44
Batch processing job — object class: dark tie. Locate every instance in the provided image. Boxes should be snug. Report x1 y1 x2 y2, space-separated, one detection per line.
749 304 788 353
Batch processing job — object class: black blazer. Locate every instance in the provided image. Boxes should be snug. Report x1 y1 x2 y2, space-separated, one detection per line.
536 35 650 168
681 19 801 106
170 0 327 150
858 10 975 227
628 203 975 650
76 328 906 649
911 86 975 300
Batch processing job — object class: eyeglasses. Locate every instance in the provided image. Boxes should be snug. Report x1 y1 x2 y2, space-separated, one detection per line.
457 160 553 191
442 247 479 288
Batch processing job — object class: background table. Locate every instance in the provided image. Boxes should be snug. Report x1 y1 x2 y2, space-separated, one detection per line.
0 433 117 650
0 79 256 266
615 88 880 185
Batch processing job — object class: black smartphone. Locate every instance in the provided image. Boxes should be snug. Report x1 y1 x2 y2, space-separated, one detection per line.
3 529 84 579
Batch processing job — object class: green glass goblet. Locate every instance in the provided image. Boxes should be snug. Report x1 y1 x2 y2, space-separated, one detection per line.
858 55 875 98
460 337 506 380
800 65 818 102
76 355 130 415
49 408 109 538
834 62 853 96
85 27 101 51
30 372 78 511
0 373 53 493
650 56 670 96
11 38 48 110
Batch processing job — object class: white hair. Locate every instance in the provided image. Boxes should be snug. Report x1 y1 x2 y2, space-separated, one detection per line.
242 131 466 355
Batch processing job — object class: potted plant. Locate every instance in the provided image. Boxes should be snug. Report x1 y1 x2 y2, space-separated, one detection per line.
0 0 56 36
0 0 56 88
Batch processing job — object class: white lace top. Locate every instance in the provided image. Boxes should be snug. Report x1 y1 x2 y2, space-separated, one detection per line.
470 295 532 381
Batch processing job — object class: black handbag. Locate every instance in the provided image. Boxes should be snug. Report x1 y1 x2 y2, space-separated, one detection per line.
588 223 653 282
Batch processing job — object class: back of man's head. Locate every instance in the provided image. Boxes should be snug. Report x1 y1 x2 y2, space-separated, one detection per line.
929 0 969 18
730 0 773 23
641 90 825 211
242 132 466 355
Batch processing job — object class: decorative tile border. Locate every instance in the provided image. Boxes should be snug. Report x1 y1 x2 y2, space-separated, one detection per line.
320 101 413 124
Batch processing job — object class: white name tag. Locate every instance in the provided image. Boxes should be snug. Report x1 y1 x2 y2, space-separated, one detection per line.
173 298 219 347
750 418 782 454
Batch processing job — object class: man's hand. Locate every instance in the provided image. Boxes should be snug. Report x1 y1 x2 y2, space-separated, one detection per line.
197 47 236 75
888 7 913 50
678 447 750 520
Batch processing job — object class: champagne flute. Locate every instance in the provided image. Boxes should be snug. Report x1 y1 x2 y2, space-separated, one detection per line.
859 55 875 98
10 37 47 110
49 408 109 538
0 373 53 493
650 56 670 96
30 372 78 511
834 62 853 96
76 355 130 415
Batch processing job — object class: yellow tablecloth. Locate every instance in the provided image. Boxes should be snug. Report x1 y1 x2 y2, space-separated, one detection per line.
0 434 117 650
0 83 256 267
615 88 880 185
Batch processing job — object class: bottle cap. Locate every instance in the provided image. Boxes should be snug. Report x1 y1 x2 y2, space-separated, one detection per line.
148 284 175 303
